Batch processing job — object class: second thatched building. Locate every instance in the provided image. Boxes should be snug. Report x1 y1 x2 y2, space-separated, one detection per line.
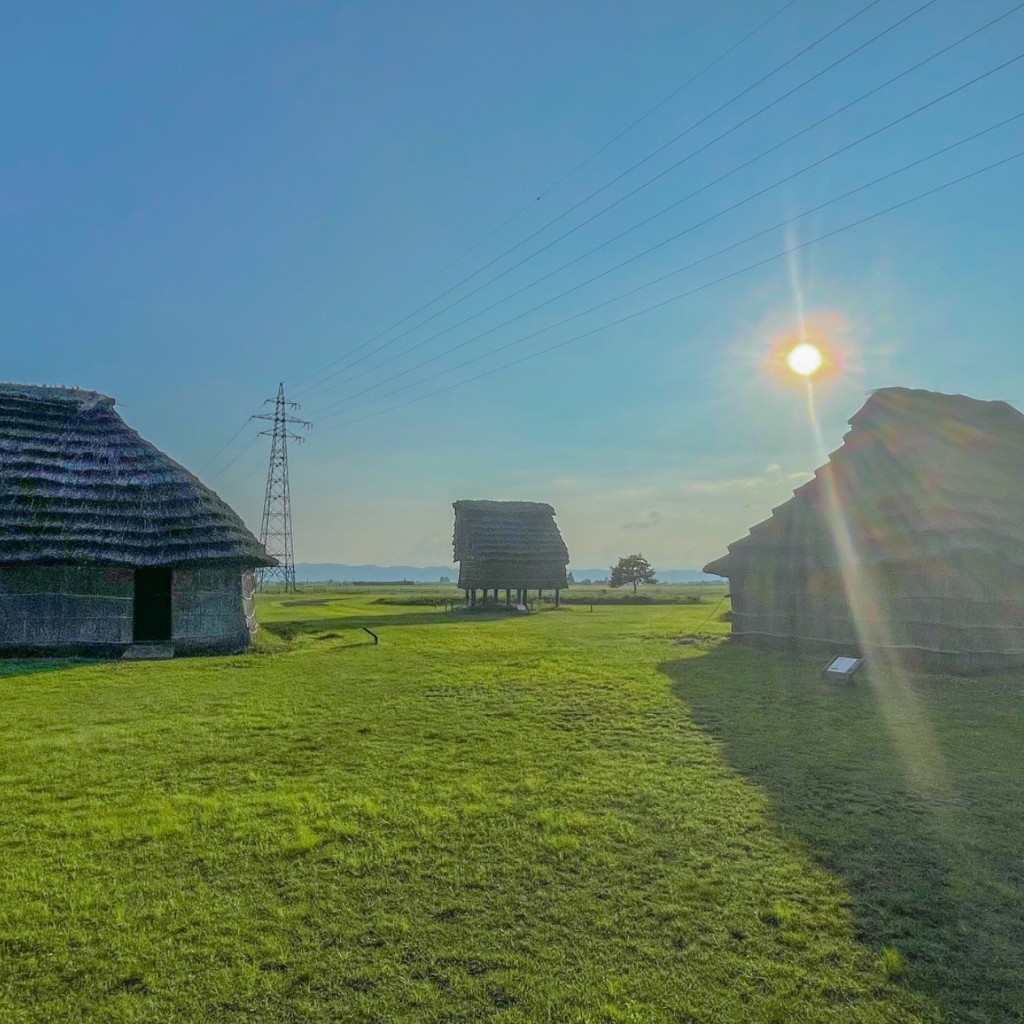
453 500 570 605
704 387 1024 674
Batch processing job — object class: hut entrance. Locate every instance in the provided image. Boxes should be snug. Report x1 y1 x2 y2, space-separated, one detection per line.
133 568 172 642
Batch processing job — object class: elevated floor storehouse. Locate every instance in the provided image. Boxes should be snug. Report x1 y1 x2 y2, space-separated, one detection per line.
453 499 570 605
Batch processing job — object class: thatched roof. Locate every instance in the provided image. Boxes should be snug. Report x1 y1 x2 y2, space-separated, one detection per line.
0 382 274 567
704 387 1024 578
453 500 569 589
453 500 569 563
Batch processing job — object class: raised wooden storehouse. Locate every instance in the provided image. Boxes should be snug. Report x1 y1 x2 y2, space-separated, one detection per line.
704 388 1024 674
453 500 569 606
0 383 275 656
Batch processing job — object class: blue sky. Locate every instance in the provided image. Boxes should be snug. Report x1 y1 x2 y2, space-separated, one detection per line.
4 1 1023 568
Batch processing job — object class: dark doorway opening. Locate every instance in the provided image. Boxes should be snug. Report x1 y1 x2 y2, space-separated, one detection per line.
133 567 173 642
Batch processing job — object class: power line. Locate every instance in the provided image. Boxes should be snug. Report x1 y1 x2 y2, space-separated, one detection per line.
290 0 890 398
530 0 805 201
308 146 1024 434
230 459 271 490
209 434 261 482
295 0 899 397
288 0 803 393
296 0 941 401
306 51 1024 418
314 111 1022 421
199 416 253 473
303 2 1022 407
211 447 272 494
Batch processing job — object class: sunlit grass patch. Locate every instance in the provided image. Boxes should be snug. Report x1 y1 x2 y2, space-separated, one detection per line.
282 823 322 856
882 947 906 980
0 592 935 1023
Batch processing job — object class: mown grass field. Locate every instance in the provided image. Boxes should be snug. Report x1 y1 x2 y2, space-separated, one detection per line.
0 589 1019 1022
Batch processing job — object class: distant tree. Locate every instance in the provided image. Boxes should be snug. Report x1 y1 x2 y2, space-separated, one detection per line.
439 575 451 584
566 571 576 585
581 578 593 585
609 554 657 594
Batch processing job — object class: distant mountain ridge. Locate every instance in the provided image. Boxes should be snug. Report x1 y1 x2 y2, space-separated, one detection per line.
294 564 718 583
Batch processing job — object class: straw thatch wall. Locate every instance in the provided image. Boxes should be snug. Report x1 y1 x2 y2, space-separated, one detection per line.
0 566 133 650
453 500 569 591
172 567 253 654
704 388 1024 674
0 565 254 656
0 382 273 656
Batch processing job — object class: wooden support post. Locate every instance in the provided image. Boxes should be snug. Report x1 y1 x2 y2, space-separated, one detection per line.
470 589 476 607
464 589 469 606
555 589 560 608
493 588 499 602
505 589 511 609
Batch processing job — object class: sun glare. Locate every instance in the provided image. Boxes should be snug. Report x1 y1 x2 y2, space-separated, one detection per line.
787 342 823 378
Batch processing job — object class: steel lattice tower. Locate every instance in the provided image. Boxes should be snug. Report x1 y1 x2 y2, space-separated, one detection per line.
255 383 311 592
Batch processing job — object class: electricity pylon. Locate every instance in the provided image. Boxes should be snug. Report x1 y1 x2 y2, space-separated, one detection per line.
255 383 311 592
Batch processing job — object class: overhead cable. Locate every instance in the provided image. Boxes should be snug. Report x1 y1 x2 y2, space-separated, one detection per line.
200 416 254 473
291 0 892 397
306 51 1024 417
308 145 1024 434
288 0 803 392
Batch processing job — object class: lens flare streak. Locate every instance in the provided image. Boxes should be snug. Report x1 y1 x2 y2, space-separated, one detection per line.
803 382 949 802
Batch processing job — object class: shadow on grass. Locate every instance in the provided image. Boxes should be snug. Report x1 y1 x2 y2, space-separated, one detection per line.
261 609 515 640
0 658 99 681
663 641 1024 1024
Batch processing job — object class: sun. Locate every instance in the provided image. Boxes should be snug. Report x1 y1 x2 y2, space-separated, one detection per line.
787 342 823 378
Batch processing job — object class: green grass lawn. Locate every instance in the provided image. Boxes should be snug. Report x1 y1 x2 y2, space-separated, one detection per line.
666 645 1024 1024
0 591 1015 1021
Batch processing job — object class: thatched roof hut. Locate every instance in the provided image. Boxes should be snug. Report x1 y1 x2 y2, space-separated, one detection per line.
0 382 273 656
704 387 1024 673
453 500 569 600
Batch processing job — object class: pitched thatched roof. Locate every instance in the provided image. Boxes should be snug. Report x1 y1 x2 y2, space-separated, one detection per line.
0 382 274 567
704 387 1024 578
453 500 569 563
